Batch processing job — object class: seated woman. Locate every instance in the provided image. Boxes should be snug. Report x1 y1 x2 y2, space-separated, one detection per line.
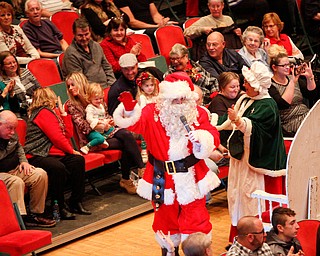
80 0 127 42
100 17 147 77
262 12 303 60
164 43 219 105
269 45 317 137
0 51 40 118
24 87 91 220
0 2 40 65
0 79 19 112
65 72 145 194
238 26 269 68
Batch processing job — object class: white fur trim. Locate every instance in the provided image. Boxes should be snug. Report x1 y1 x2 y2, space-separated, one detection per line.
113 103 141 128
164 188 175 205
198 170 221 196
137 178 153 201
155 233 181 248
159 80 193 100
168 136 189 160
173 169 201 205
192 130 215 159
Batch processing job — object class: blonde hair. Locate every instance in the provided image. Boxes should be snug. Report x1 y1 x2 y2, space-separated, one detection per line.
86 83 104 102
268 44 287 59
28 88 56 115
65 72 90 106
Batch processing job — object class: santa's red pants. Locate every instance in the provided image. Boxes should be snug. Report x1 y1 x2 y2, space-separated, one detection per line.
152 197 212 236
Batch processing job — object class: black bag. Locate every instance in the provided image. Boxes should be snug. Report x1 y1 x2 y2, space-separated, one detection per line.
228 130 244 160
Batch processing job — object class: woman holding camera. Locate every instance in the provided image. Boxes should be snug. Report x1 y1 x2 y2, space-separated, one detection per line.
269 45 317 136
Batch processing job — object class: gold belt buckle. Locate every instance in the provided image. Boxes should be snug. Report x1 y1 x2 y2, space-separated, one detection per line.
165 161 176 175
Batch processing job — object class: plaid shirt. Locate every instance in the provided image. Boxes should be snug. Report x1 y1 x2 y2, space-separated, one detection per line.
227 239 273 256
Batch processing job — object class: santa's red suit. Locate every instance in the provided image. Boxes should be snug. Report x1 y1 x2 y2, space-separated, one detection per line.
113 76 221 248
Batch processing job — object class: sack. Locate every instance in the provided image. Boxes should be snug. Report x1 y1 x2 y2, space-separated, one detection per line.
228 130 244 160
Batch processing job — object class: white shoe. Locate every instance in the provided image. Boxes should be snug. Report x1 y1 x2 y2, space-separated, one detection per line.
141 149 148 164
80 146 89 155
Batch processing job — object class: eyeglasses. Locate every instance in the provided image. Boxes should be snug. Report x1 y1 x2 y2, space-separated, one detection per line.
169 55 186 62
276 63 292 68
239 228 265 236
263 24 277 29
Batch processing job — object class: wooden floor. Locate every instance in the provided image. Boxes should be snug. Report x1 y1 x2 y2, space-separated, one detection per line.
40 191 230 256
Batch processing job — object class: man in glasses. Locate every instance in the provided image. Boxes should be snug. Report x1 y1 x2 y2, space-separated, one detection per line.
266 207 304 255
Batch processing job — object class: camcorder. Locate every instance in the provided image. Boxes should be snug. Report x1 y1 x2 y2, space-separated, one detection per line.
291 54 318 76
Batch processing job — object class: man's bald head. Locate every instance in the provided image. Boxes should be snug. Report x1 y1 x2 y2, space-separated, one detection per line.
206 32 225 60
237 216 261 235
0 110 18 140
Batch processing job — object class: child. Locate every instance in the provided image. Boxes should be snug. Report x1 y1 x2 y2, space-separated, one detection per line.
136 72 159 109
135 72 159 163
80 83 115 154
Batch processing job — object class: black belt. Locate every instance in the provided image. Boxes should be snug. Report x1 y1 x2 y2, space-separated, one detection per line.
149 153 200 175
149 153 200 210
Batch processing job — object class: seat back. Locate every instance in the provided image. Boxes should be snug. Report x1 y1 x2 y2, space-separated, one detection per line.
296 219 320 256
155 25 188 65
50 11 79 45
27 59 62 87
16 119 27 146
0 180 21 237
58 52 64 71
19 19 28 28
128 33 156 59
183 17 200 29
104 87 110 106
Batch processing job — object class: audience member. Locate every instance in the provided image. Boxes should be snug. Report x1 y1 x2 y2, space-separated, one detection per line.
164 43 219 105
0 110 55 228
80 82 111 154
62 17 116 88
238 26 269 68
113 72 221 255
266 207 304 255
0 2 40 65
182 232 213 256
227 216 273 255
107 53 163 115
80 0 126 42
100 17 147 77
39 0 72 17
301 0 320 43
262 13 303 60
0 51 40 118
215 62 286 238
0 79 19 112
65 71 145 192
184 0 241 61
208 72 241 148
24 88 91 220
113 0 177 52
136 71 159 108
23 0 69 59
269 45 317 137
199 31 246 80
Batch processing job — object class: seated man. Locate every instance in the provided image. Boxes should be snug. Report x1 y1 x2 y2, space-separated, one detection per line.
62 17 116 88
266 207 304 255
23 0 69 59
182 232 214 256
184 0 242 61
0 110 55 228
199 31 246 80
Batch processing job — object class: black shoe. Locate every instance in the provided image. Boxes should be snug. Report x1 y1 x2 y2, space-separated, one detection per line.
68 202 91 215
24 213 56 228
60 208 76 220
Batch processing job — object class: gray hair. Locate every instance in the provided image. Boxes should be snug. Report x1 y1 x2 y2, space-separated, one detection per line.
182 232 212 256
242 26 264 45
169 43 189 57
25 0 42 13
208 0 224 4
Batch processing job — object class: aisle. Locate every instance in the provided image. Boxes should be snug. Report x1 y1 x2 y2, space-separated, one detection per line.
40 191 230 256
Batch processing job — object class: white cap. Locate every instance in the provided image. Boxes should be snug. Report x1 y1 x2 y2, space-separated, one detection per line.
119 53 138 68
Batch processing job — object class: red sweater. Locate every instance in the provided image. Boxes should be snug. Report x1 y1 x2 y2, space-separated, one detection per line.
100 36 147 73
266 33 293 56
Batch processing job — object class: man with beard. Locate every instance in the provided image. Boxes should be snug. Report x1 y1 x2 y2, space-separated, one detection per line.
113 72 221 255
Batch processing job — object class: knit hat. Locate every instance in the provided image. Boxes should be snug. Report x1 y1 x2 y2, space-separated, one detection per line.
159 72 195 99
119 53 138 68
242 62 272 95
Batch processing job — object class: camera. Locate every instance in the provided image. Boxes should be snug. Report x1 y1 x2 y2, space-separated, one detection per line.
292 58 306 76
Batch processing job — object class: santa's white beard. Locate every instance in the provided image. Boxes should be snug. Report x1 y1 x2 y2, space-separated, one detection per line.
158 99 198 140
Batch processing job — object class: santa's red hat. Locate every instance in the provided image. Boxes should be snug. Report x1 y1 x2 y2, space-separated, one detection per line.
159 72 195 100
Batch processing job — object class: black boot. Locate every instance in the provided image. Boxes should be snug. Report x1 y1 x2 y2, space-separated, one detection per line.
68 201 91 215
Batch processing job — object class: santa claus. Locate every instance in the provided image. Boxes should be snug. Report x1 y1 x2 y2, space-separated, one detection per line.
113 72 221 255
